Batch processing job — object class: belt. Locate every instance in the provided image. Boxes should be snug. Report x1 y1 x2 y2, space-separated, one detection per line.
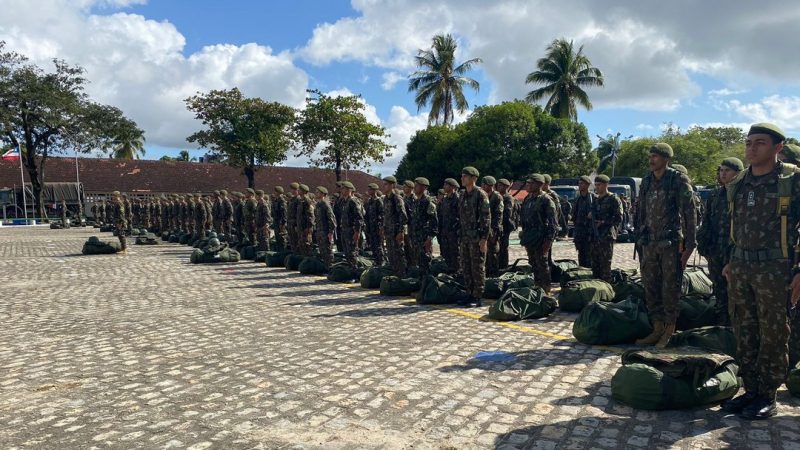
731 246 786 262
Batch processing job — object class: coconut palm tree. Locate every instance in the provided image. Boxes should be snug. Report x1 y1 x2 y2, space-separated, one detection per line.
525 38 604 121
596 132 629 176
408 34 482 126
111 132 145 159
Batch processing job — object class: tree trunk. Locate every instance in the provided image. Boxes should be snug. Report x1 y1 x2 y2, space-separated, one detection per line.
244 165 255 189
334 149 342 182
22 132 47 220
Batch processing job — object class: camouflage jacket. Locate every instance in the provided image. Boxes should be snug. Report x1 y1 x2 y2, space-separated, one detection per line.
697 186 730 258
488 190 504 237
233 200 244 228
383 190 408 237
572 192 596 239
271 195 287 230
365 196 384 236
256 199 272 227
243 198 257 222
194 199 208 223
287 195 300 226
458 187 490 241
519 192 557 246
544 189 562 231
340 196 364 232
502 193 518 235
635 168 697 249
112 199 127 227
212 199 221 221
591 192 623 241
438 192 460 237
411 193 438 243
297 195 315 231
220 198 233 222
314 199 336 236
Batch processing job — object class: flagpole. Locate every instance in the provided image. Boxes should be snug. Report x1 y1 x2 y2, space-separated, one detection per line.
18 144 27 220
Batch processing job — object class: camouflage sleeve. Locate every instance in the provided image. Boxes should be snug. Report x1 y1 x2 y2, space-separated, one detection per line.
425 199 438 240
351 200 364 231
678 177 697 250
305 200 315 229
610 196 623 228
543 197 558 241
326 203 336 232
491 195 503 235
397 196 408 231
503 196 514 232
478 192 491 240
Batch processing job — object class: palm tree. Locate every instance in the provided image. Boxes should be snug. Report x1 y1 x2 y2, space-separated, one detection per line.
596 132 629 176
111 132 145 159
408 34 482 126
525 38 604 121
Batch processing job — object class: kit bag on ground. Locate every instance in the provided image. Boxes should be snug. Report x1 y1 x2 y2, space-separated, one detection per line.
667 326 736 357
610 268 639 286
190 247 240 264
360 266 394 289
484 272 536 300
299 256 327 275
611 347 740 410
284 253 305 270
265 251 290 267
612 274 645 303
429 257 450 276
253 251 268 263
787 364 800 398
487 287 557 321
681 266 714 296
558 279 615 312
50 222 64 229
676 294 717 331
380 276 421 296
551 259 579 283
179 233 191 245
328 261 358 282
99 224 114 232
240 245 257 260
82 236 122 255
161 231 170 241
168 234 179 243
501 258 533 275
559 267 595 285
415 274 469 304
134 233 159 245
572 296 652 345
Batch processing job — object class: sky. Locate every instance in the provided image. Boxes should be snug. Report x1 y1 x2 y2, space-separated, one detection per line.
2 0 800 176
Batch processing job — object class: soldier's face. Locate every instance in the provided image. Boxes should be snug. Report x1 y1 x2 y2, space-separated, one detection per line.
578 181 590 193
648 153 668 171
413 184 426 196
718 166 738 185
316 192 324 200
595 182 608 195
497 185 507 194
526 181 541 194
461 174 476 187
403 186 412 195
745 134 782 166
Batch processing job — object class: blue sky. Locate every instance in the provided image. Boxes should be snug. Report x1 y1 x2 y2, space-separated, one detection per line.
3 0 800 174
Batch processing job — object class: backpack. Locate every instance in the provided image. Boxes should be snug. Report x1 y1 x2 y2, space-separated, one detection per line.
636 167 682 236
550 259 579 283
572 296 652 345
265 251 290 267
240 245 257 261
429 257 450 276
327 262 358 282
415 274 470 304
788 364 800 398
360 266 394 289
611 347 740 410
500 258 533 275
380 276 422 296
487 287 557 321
218 247 240 263
298 257 327 275
134 234 159 245
81 238 121 255
559 267 595 286
284 254 305 271
667 326 736 357
558 279 615 312
161 231 170 241
676 294 717 331
681 267 713 296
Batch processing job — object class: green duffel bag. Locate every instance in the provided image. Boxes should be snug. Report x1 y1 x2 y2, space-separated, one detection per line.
611 347 740 410
161 231 170 241
99 224 115 232
415 274 469 304
284 253 304 270
192 238 207 249
551 259 579 283
676 294 717 331
328 262 357 282
254 251 268 263
559 279 615 312
572 296 653 345
610 268 639 285
360 266 393 289
134 235 158 245
81 236 122 255
50 222 63 229
352 256 374 278
429 257 450 276
218 247 240 263
787 364 800 398
488 287 557 321
485 272 535 299
559 267 595 285
507 274 536 290
189 248 205 263
169 234 179 243
179 233 191 245
131 228 141 236
240 245 257 260
501 258 533 275
667 326 737 357
380 276 421 296
266 251 290 267
681 267 713 296
299 256 327 275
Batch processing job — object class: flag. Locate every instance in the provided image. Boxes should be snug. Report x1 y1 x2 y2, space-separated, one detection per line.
2 146 20 161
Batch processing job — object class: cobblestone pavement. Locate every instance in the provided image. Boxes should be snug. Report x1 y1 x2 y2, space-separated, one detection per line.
0 227 797 450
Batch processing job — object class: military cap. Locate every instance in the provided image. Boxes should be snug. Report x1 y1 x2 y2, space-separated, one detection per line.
414 177 430 187
213 190 220 195
274 186 285 194
245 188 255 196
367 182 379 190
403 180 415 188
498 178 512 187
255 189 264 196
219 189 228 195
461 166 479 177
382 175 397 184
316 186 328 194
122 193 129 198
672 164 688 175
579 175 592 184
543 174 552 184
780 143 800 164
112 190 121 196
526 173 545 184
595 174 610 183
340 181 355 189
289 182 300 190
160 194 167 200
335 181 343 187
299 184 310 193
482 176 497 186
186 193 194 198
438 189 445 195
748 122 785 142
650 142 674 158
720 157 744 171
444 178 459 188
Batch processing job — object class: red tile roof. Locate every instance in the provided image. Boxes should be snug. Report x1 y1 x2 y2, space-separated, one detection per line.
0 157 380 194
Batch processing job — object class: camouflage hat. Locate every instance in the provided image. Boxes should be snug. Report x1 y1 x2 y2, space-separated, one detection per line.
497 178 512 187
444 178 459 188
650 142 674 158
437 189 445 195
112 190 121 196
481 176 497 186
672 164 688 175
367 183 379 190
219 189 228 195
780 143 800 164
340 181 355 189
289 182 300 190
720 157 744 171
543 174 552 184
595 174 610 183
403 180 415 188
122 193 129 198
186 193 194 198
414 177 430 187
461 166 479 177
316 186 328 194
274 186 285 194
299 184 310 193
255 189 264 196
579 175 592 184
213 190 220 195
245 188 256 196
526 173 545 184
748 122 785 142
335 181 343 187
382 175 397 184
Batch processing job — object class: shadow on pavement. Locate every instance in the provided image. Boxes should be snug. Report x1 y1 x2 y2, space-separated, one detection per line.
437 347 609 373
286 294 396 306
312 305 424 318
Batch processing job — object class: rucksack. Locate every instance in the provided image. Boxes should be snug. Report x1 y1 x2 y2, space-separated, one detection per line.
327 262 358 282
415 274 469 304
500 258 533 275
676 294 717 331
254 251 268 263
551 259 579 282
266 251 290 267
360 266 394 289
380 276 421 296
559 267 595 286
240 245 257 261
488 287 557 321
611 347 740 410
667 326 736 357
681 267 713 296
788 364 800 398
429 257 450 276
134 234 158 245
81 238 121 255
161 231 170 241
572 296 652 345
299 257 327 275
558 279 615 312
284 254 304 270
169 234 179 243
612 274 645 303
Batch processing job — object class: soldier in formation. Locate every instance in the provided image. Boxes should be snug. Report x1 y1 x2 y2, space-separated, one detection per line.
314 186 336 269
589 175 622 282
497 178 517 271
381 176 408 276
409 177 437 276
458 167 490 307
364 183 384 266
438 178 461 273
572 175 595 267
482 176 504 277
519 174 557 293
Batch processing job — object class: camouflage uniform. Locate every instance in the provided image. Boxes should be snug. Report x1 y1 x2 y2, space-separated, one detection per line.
123 196 133 233
590 192 622 282
142 200 151 230
410 192 438 276
271 193 288 252
59 201 69 228
403 193 415 268
212 195 222 232
287 194 300 253
220 194 233 238
314 197 336 269
255 195 272 251
383 189 408 276
296 192 315 256
194 197 208 240
243 194 258 245
543 187 562 267
499 191 518 270
152 199 162 232
365 195 385 265
131 200 140 228
697 185 733 325
728 161 800 401
520 191 558 291
572 192 596 267
438 191 461 272
486 190 504 277
112 195 127 250
458 187 491 299
340 196 364 266
233 196 245 241
333 194 345 252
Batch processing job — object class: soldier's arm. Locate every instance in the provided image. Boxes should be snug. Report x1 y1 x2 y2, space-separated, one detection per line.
678 178 697 251
478 194 491 240
426 200 438 239
544 198 558 241
610 196 623 228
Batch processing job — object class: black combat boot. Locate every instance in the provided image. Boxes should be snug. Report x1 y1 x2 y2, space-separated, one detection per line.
739 396 777 420
721 391 758 414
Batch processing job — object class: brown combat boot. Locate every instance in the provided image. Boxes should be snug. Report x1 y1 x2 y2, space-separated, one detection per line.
635 321 665 346
655 322 676 348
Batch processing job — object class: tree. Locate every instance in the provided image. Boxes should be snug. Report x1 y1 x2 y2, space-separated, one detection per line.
294 89 393 181
0 42 142 218
525 38 604 121
596 132 630 176
185 88 295 188
159 150 197 162
111 128 145 159
408 34 482 126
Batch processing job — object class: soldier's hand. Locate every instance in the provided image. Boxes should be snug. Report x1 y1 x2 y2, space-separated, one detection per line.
479 238 487 254
328 232 333 243
680 248 693 270
791 273 800 306
722 264 731 281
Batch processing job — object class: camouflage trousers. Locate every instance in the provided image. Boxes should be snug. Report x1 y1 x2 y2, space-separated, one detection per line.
412 239 432 277
273 227 288 253
366 230 384 265
573 234 593 268
340 228 359 266
641 242 681 323
404 234 414 268
384 233 407 277
245 221 257 246
498 231 511 272
195 220 207 240
460 238 486 299
707 254 730 326
439 232 460 273
729 259 791 398
485 233 501 278
213 219 222 233
590 238 614 283
524 244 550 292
296 229 313 256
315 232 334 269
256 225 270 252
287 225 298 253
790 310 800 368
116 223 127 250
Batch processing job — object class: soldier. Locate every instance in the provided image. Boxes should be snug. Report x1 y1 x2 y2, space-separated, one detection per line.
111 191 128 254
590 175 622 282
497 179 517 271
242 188 258 245
123 194 133 234
634 143 697 348
410 177 438 276
255 189 272 251
271 186 288 252
332 182 345 252
131 197 140 228
59 199 69 228
211 191 222 233
402 180 416 269
153 196 162 233
364 183 385 265
542 175 563 268
779 142 800 165
233 192 245 242
438 178 461 273
219 190 233 238
143 198 152 231
720 123 800 420
160 195 170 233
572 175 596 267
296 184 315 256
339 181 364 267
381 176 408 276
184 194 195 237
287 182 301 253
458 167 491 306
697 157 743 326
194 194 209 240
673 164 702 221
97 199 106 225
314 186 336 269
519 174 558 293
481 176 504 277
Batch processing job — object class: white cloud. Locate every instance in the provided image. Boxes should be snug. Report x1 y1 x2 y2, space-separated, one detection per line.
381 71 405 91
725 95 800 132
636 123 654 130
708 88 748 97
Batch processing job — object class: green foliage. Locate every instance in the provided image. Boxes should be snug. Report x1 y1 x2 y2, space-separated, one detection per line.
185 88 295 187
294 89 393 181
159 150 196 162
396 101 596 189
525 38 604 121
408 34 482 126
